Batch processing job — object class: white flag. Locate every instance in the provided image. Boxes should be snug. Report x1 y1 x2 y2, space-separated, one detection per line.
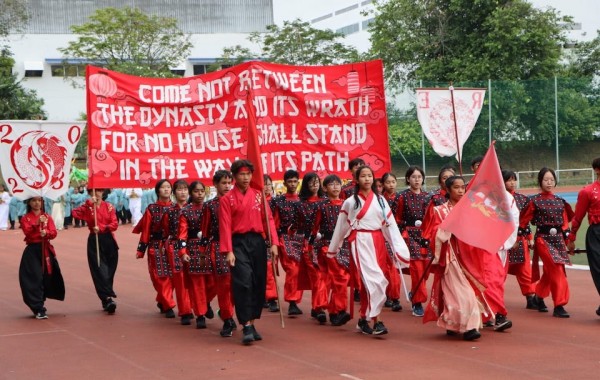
415 88 486 159
0 121 85 201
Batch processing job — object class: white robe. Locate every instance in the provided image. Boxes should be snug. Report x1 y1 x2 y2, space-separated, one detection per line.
0 191 10 230
329 192 409 320
125 188 143 226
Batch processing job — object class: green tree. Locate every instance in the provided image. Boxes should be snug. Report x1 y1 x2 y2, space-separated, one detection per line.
565 31 600 77
0 0 29 39
0 49 46 119
59 7 192 77
217 19 360 66
368 0 568 89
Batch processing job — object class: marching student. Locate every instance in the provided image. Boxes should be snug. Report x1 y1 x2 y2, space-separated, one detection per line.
520 167 574 318
19 196 64 318
396 166 432 317
341 158 365 200
568 157 600 316
310 174 352 326
271 169 303 315
134 179 176 317
162 180 193 325
200 171 236 336
381 172 403 312
263 174 279 312
328 166 410 336
502 170 537 309
72 188 119 314
219 159 279 345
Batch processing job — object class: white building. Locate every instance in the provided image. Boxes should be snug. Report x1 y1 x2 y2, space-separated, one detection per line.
7 0 274 120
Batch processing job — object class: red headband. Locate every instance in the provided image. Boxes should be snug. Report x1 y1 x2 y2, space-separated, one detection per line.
238 166 252 174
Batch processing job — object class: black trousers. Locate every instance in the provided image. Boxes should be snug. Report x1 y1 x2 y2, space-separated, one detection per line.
586 224 600 296
231 232 267 325
87 232 119 301
19 244 45 314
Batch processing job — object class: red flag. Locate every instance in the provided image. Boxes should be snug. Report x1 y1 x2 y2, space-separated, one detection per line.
246 93 264 190
439 143 515 253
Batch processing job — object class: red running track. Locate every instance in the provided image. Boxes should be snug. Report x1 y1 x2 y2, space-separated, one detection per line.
1 223 599 379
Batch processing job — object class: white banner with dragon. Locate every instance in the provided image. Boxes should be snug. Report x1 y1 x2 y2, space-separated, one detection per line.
0 121 85 201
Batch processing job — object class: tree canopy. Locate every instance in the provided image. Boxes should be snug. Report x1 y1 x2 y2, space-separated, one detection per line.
0 49 46 119
59 7 192 77
216 19 360 67
0 0 29 39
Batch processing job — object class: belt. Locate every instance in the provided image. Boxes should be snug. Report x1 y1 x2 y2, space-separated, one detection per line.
150 232 163 240
536 225 562 235
188 229 201 238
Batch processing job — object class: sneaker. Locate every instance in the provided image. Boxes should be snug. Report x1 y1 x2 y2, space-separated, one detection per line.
263 302 270 309
288 302 303 316
157 303 165 313
372 321 388 335
268 300 279 313
412 303 424 317
242 325 255 345
384 299 393 308
181 314 193 325
331 311 351 326
356 318 373 335
205 304 215 319
196 316 207 329
35 310 48 319
536 296 548 312
526 295 538 310
316 310 327 324
251 325 262 341
219 319 236 337
165 309 176 318
494 313 513 332
446 330 459 336
391 300 402 312
329 313 338 324
553 306 570 318
463 329 481 341
483 320 494 328
104 298 117 314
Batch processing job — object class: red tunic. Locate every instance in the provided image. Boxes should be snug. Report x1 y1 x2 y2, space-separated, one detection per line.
570 181 600 241
21 212 58 244
71 200 118 235
219 186 279 253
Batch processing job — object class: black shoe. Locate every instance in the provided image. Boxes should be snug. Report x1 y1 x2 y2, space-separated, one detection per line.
35 310 48 320
242 325 255 345
205 304 214 319
494 313 513 332
288 302 303 316
331 311 351 326
483 320 494 328
104 298 117 314
251 325 262 341
553 306 570 318
196 316 207 329
316 310 327 324
157 303 165 313
446 330 459 336
165 308 176 318
391 299 402 312
536 296 548 312
411 303 424 317
219 319 236 337
463 329 481 341
596 306 600 317
526 295 538 310
356 318 373 335
373 321 388 335
354 289 360 302
384 299 393 308
268 300 279 312
181 314 193 325
263 302 270 309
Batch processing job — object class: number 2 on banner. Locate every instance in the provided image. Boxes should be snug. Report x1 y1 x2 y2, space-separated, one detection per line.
7 178 23 194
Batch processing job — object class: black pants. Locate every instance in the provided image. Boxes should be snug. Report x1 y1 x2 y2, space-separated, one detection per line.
586 224 600 296
87 232 119 301
19 244 45 314
231 232 267 325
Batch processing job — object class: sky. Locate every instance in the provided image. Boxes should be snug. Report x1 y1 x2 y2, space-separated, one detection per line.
272 0 600 42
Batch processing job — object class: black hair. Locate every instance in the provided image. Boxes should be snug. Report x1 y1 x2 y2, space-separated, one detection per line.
188 181 206 203
470 156 484 168
381 172 396 184
438 166 456 185
404 166 425 185
537 167 557 188
230 159 254 175
283 169 299 181
444 175 465 198
263 174 273 184
299 172 323 201
323 174 342 187
154 179 171 197
501 170 517 183
213 170 233 185
349 158 366 171
353 166 379 209
592 157 600 170
173 179 189 191
26 197 44 214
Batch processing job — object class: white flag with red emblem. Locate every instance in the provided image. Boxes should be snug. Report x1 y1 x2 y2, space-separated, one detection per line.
0 121 85 201
416 88 486 159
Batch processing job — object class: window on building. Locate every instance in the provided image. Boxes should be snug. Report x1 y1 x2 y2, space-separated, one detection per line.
337 23 359 36
193 64 207 75
50 64 87 77
170 69 185 76
362 18 374 30
24 61 44 77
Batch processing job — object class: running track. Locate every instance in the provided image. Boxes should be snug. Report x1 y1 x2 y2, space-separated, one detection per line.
1 222 599 379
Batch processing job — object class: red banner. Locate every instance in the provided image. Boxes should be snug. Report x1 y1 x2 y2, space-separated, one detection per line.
86 60 390 188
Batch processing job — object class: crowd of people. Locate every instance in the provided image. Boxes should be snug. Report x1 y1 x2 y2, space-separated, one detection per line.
8 156 600 345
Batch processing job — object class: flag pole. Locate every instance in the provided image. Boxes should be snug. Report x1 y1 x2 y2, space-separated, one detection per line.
449 84 463 175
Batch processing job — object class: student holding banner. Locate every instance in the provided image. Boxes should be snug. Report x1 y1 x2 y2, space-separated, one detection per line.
328 166 410 336
72 189 119 314
219 159 279 345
